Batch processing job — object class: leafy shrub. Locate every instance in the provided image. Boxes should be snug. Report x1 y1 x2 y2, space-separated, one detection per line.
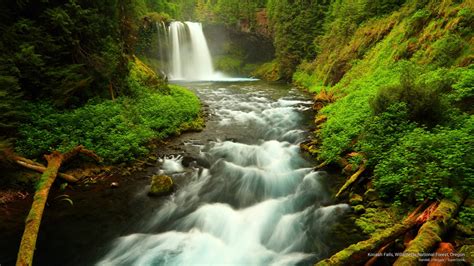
358 102 416 166
458 206 474 228
370 65 444 127
374 119 474 203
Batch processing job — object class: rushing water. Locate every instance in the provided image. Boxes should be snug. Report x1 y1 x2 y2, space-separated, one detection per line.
97 81 349 265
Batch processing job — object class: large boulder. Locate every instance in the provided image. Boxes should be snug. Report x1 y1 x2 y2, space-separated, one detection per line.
148 175 173 197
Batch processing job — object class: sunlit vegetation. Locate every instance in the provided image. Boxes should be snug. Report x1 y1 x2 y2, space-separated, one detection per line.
288 0 473 205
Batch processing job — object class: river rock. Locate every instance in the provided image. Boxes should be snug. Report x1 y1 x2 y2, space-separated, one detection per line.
349 193 363 205
364 188 379 202
353 204 365 214
148 175 174 197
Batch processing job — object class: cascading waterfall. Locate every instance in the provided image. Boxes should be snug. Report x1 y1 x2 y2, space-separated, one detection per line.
98 84 350 266
167 21 216 81
155 21 168 73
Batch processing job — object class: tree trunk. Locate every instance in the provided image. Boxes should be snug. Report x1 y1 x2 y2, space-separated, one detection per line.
16 153 62 266
16 146 100 266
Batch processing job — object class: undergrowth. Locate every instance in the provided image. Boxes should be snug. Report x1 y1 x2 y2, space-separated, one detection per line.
16 58 201 163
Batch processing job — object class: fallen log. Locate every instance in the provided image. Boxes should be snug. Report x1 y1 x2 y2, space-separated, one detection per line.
315 201 435 266
365 243 391 266
335 161 366 198
427 242 456 266
16 146 101 266
393 194 463 266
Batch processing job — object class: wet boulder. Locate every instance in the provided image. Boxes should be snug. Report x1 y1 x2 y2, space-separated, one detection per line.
148 175 174 197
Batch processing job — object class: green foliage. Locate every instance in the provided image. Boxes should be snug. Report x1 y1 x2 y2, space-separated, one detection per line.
267 0 330 80
15 60 200 163
0 1 128 105
190 0 263 26
317 66 401 162
449 67 474 110
127 56 168 95
290 0 473 207
16 84 200 163
458 206 474 227
293 66 326 93
429 34 466 67
406 9 431 36
251 60 281 81
373 120 474 203
370 63 444 127
359 103 416 166
214 56 244 75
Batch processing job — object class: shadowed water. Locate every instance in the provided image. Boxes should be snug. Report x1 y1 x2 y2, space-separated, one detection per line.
97 82 349 266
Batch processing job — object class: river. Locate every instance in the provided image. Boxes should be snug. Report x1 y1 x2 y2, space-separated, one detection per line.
97 81 349 265
0 81 350 265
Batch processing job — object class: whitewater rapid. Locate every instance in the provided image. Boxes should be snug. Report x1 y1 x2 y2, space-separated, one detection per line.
98 83 349 265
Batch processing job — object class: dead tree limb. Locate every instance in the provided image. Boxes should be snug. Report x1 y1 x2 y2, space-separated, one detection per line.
14 159 78 182
16 146 101 266
335 161 366 198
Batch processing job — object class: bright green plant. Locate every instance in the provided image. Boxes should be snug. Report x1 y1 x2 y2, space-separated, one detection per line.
373 119 474 203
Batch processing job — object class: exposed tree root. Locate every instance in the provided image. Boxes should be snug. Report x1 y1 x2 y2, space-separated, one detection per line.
16 146 101 266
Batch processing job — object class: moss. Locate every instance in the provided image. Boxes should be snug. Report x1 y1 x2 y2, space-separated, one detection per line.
353 204 366 214
355 207 398 235
349 194 363 206
128 55 168 95
251 60 281 81
459 245 474 264
179 115 205 132
148 175 173 197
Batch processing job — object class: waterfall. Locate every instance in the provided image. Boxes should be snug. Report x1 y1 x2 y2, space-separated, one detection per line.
155 21 167 70
167 21 216 81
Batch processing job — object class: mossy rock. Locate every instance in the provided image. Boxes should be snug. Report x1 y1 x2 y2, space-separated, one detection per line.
349 193 363 205
148 175 174 197
353 204 365 214
364 188 379 202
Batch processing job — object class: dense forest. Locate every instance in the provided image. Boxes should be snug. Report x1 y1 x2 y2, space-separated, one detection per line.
0 0 473 265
